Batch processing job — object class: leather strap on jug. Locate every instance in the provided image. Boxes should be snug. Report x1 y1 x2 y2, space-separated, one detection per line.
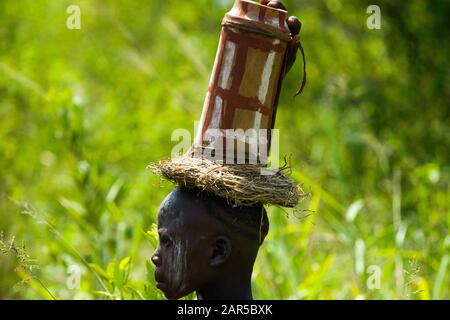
295 37 307 96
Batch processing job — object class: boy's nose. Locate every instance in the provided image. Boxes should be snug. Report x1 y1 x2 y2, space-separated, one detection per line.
151 251 161 267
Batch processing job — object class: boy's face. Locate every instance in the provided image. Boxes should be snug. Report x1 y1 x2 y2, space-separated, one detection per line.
151 189 217 300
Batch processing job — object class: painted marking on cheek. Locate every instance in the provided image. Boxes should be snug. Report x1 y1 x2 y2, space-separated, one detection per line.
168 240 180 288
169 239 188 294
165 216 191 296
180 240 189 292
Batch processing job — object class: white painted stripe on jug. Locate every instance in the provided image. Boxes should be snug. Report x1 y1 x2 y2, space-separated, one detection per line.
258 51 276 104
219 41 236 90
209 95 223 129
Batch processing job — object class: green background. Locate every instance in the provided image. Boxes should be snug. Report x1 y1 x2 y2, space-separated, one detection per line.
0 0 448 299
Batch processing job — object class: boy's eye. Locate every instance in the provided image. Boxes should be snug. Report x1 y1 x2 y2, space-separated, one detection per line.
160 235 172 247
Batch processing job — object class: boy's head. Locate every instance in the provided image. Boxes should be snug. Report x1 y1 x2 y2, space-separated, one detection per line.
151 187 269 300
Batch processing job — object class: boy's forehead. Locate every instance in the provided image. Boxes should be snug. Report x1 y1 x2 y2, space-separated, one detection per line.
158 192 200 222
158 202 182 225
157 190 215 231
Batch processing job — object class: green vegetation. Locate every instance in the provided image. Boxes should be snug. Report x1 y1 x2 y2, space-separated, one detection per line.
0 0 448 299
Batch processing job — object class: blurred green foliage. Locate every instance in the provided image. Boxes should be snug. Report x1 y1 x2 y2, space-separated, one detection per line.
0 0 448 299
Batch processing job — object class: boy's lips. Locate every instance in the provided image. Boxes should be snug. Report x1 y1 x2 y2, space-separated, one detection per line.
154 270 166 288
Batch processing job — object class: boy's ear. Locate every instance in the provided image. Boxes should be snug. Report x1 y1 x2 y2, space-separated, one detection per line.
209 235 231 267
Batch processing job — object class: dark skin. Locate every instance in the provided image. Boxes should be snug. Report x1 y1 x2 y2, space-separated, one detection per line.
151 187 264 300
151 1 299 300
